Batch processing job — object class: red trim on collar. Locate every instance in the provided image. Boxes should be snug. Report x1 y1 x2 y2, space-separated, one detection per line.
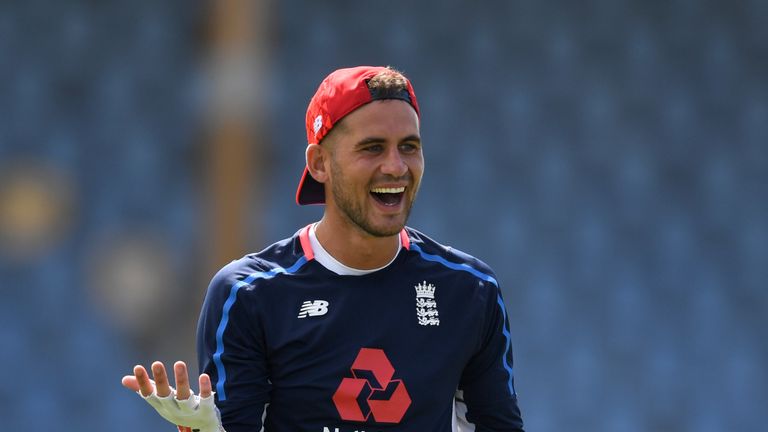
399 229 410 250
301 224 409 258
299 224 314 260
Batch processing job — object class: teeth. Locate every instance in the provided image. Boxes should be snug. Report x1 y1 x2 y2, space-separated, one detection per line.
371 187 405 194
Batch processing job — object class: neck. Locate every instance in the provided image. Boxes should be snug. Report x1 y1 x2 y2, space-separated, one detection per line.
314 217 401 270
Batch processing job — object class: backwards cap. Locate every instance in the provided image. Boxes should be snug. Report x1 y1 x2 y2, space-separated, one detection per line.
295 66 420 205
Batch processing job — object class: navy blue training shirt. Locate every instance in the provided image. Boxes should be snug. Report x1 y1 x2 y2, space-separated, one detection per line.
197 225 524 431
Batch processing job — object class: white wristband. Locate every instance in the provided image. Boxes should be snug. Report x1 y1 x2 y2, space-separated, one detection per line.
140 389 225 432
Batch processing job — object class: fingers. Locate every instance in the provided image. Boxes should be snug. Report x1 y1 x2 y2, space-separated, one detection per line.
199 373 212 399
133 364 156 397
121 375 140 392
151 361 172 398
174 361 191 400
123 361 203 400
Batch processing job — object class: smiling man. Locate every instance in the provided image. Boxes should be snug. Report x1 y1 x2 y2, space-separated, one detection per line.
123 66 525 432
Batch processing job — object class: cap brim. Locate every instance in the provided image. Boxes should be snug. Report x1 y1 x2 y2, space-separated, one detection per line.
296 166 326 205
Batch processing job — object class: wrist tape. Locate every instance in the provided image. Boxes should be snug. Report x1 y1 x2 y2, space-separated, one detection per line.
140 389 225 432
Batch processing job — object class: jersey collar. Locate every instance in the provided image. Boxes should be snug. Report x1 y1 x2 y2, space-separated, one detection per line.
298 223 410 265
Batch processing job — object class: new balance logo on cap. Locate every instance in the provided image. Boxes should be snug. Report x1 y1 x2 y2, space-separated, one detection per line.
298 300 329 318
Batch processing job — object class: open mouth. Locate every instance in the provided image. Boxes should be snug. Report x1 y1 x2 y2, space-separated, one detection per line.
370 186 405 207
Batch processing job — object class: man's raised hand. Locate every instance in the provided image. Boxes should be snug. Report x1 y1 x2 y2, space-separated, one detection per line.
122 361 224 432
121 360 212 399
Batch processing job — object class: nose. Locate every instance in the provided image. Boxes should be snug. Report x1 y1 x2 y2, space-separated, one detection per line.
380 146 408 177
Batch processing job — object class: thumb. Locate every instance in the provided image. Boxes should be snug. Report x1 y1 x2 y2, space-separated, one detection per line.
122 375 141 392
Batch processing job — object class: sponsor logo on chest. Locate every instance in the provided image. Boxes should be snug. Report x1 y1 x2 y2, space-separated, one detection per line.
331 348 411 425
297 299 329 318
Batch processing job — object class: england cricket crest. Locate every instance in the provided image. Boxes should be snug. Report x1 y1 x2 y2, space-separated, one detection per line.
414 281 439 326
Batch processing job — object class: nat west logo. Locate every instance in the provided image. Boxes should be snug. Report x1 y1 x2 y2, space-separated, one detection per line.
298 300 329 318
332 348 411 424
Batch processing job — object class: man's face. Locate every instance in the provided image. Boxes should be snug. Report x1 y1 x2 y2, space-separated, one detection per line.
324 99 423 237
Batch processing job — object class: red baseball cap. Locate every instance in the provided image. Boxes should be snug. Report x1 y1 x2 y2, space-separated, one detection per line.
295 66 420 205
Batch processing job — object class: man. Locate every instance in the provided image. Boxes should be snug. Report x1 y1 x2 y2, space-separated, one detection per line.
122 66 525 431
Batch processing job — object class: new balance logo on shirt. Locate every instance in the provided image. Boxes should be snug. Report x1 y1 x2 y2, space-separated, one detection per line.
298 300 329 318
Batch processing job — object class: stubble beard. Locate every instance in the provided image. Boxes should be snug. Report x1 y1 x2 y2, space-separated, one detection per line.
329 158 415 238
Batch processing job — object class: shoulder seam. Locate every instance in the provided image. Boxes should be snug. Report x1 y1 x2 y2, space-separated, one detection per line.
409 243 497 286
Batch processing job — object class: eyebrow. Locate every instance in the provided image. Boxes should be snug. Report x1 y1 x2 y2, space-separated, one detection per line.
355 134 422 147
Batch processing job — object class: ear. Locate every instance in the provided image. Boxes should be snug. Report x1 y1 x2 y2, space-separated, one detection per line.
305 144 329 183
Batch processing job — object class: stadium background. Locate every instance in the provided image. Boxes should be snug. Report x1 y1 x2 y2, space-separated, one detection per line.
1 0 766 430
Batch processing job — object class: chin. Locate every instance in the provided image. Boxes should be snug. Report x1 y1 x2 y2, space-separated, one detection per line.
364 216 408 237
366 228 404 238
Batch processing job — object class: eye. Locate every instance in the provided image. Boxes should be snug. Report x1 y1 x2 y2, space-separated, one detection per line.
362 144 383 153
399 142 420 154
